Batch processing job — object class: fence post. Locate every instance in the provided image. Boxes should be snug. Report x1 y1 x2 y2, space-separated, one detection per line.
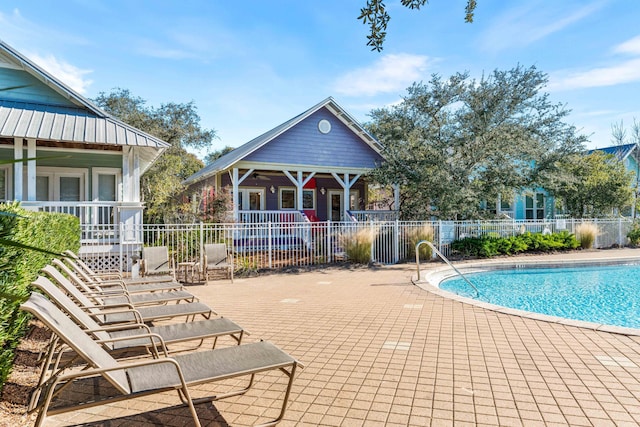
438 220 443 256
327 220 332 263
618 217 622 246
268 221 273 269
394 219 399 263
199 221 204 266
594 218 599 248
119 222 124 273
369 220 375 263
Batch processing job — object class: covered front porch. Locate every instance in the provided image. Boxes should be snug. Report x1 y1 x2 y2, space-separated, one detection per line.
225 166 399 224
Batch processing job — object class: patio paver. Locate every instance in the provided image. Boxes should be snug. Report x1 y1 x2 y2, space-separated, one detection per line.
44 249 640 426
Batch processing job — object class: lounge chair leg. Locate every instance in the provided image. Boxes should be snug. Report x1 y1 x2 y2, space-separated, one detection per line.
176 387 202 427
255 363 299 427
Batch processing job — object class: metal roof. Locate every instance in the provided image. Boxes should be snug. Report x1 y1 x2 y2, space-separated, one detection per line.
183 97 383 185
588 143 637 161
0 100 169 148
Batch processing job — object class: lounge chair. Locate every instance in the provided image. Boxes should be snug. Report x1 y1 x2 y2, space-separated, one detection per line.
50 259 195 306
141 246 176 279
52 259 185 294
30 276 246 412
41 265 214 323
202 243 234 282
22 292 302 427
32 276 245 353
62 250 179 289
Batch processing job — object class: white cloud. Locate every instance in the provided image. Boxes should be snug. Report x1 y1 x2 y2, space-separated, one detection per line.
549 58 640 91
549 34 640 91
332 53 431 97
27 53 93 95
613 35 640 55
480 1 605 53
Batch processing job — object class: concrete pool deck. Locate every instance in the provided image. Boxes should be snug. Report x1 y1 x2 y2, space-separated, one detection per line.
45 248 640 426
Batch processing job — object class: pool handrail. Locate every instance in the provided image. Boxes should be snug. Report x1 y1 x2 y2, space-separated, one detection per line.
415 240 480 298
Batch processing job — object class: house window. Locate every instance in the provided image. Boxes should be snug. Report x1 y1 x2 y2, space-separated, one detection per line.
36 176 51 201
349 190 359 211
525 193 545 219
0 166 9 201
34 168 88 202
60 176 81 201
92 168 121 202
302 189 315 210
280 188 296 210
237 188 265 210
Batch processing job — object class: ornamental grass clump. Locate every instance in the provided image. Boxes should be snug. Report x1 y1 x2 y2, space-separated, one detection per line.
575 222 599 249
340 227 377 264
406 224 435 261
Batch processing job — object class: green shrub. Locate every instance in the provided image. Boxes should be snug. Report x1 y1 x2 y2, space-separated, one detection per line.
0 202 80 387
628 224 640 246
451 230 579 259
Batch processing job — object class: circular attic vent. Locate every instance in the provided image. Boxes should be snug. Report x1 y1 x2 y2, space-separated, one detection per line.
318 119 332 134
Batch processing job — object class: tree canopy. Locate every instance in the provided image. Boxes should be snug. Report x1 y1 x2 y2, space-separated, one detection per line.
548 151 634 218
359 0 477 51
366 65 588 220
94 89 217 224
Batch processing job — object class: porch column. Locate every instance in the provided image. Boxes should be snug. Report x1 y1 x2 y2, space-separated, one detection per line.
13 138 23 201
229 167 254 221
232 168 239 221
283 170 316 211
132 148 140 202
26 139 36 201
332 172 360 220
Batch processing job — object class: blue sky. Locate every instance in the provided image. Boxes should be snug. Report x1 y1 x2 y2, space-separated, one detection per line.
1 0 639 157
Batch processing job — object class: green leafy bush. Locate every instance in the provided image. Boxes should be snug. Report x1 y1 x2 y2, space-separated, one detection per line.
451 231 579 259
628 224 640 246
0 202 80 386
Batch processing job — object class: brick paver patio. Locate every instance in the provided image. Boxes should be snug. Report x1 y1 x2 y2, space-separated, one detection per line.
44 249 640 426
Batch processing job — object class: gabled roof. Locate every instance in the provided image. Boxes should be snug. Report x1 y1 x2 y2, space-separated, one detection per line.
588 143 638 162
184 97 382 185
0 40 170 150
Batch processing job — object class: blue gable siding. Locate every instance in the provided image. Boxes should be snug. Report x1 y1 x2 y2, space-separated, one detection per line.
0 67 80 108
244 107 383 168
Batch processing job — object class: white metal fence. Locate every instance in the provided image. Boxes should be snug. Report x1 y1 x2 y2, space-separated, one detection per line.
78 218 635 273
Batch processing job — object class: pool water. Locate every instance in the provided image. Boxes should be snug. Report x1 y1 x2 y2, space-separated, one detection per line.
440 264 640 329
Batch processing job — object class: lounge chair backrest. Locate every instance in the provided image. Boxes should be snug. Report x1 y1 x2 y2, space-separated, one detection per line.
41 265 100 310
204 244 227 266
21 293 131 394
62 257 95 283
31 276 110 343
142 246 171 274
51 259 98 293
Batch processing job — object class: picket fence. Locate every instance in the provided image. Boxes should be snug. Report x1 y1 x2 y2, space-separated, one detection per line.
78 218 635 274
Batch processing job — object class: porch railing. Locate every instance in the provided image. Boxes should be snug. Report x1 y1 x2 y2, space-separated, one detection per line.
22 201 144 243
237 210 307 224
77 218 634 273
350 210 399 222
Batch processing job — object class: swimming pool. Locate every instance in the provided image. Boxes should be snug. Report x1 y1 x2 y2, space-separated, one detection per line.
440 263 640 329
